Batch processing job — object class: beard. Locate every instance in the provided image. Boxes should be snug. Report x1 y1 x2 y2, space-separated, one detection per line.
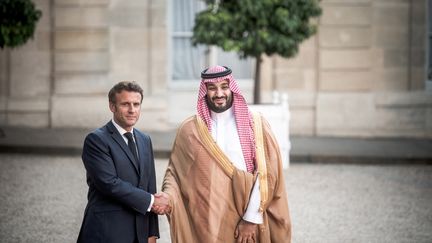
206 94 233 113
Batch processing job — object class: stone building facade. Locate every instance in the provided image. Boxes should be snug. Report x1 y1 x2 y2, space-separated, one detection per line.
0 0 431 138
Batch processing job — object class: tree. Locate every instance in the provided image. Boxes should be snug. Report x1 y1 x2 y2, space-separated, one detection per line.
192 0 321 104
0 0 42 49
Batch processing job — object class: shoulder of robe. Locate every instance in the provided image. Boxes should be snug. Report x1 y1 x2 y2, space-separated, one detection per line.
175 115 198 139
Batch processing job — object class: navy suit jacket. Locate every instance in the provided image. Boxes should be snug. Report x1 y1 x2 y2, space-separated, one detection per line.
77 121 159 243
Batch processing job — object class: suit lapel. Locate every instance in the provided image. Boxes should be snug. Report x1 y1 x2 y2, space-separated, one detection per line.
107 121 140 174
134 129 149 179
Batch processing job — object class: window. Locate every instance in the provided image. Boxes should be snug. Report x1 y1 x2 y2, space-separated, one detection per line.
170 0 253 82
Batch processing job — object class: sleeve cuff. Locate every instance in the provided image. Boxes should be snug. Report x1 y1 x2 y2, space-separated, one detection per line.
243 178 263 224
147 194 154 212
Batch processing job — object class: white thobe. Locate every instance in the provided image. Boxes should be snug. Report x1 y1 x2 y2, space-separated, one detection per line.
210 108 263 224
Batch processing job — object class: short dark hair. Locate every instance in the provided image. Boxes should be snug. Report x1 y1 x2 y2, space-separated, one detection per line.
108 81 144 104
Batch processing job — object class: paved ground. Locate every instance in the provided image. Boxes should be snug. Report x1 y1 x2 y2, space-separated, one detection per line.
0 154 431 243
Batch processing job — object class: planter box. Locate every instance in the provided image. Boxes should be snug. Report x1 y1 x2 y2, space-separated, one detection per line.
250 100 290 169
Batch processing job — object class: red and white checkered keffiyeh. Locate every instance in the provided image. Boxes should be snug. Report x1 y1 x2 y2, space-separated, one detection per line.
197 65 255 173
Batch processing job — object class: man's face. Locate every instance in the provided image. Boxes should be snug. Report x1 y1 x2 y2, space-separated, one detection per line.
206 80 233 113
109 90 142 131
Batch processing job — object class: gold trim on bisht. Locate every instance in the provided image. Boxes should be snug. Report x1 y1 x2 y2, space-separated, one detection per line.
252 112 269 212
195 115 235 177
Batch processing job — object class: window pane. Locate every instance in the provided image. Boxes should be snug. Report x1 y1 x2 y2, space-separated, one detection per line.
171 0 253 81
173 0 205 32
217 49 254 79
172 0 206 81
173 38 206 80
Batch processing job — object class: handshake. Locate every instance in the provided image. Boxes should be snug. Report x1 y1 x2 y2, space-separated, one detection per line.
151 192 171 215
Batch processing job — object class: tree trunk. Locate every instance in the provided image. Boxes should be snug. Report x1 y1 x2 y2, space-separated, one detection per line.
253 56 262 104
1 48 11 124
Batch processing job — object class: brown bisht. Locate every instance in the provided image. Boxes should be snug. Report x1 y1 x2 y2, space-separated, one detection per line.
162 113 291 243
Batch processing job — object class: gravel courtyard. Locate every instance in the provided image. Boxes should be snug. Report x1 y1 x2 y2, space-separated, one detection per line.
0 153 431 243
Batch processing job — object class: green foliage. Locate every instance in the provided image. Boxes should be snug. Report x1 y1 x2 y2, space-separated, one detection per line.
0 0 42 48
192 0 321 59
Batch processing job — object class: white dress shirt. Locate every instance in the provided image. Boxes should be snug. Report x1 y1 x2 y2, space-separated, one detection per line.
112 119 154 212
210 109 263 224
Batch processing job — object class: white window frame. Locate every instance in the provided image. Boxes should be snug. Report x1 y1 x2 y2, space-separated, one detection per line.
168 0 254 90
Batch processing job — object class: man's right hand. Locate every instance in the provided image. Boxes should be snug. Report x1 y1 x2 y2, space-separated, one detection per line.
235 219 258 243
151 192 171 215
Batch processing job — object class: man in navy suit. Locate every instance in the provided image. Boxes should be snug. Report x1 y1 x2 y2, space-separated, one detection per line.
77 81 167 243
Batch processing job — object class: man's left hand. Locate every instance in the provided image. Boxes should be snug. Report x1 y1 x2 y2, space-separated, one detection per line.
234 219 258 243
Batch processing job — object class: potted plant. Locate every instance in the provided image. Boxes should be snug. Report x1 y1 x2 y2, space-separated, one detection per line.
0 0 42 49
192 0 321 104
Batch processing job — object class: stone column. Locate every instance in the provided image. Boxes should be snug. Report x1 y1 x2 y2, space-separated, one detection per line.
409 0 426 90
0 48 8 125
109 0 170 131
149 0 168 96
274 35 319 136
1 0 52 127
51 0 111 128
316 1 375 136
371 1 431 137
